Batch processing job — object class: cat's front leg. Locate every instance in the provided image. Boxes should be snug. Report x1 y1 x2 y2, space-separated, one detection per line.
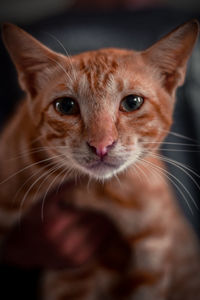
41 267 100 300
110 269 171 300
123 235 172 300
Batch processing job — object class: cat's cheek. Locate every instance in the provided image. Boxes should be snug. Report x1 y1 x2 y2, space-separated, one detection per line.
117 117 138 150
40 111 83 146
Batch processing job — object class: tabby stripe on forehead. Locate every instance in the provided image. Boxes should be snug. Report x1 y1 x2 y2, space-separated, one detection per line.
79 57 119 96
86 71 94 92
116 78 124 93
102 72 111 87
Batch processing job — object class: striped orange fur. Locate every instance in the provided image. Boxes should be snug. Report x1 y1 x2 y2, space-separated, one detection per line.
1 20 200 299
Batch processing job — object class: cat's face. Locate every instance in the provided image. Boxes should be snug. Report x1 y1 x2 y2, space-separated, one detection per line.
35 49 173 179
2 21 199 179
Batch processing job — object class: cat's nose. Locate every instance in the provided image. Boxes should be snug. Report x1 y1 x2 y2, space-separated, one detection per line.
87 140 116 158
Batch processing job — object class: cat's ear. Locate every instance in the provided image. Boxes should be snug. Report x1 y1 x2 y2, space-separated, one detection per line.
142 19 199 95
2 23 61 97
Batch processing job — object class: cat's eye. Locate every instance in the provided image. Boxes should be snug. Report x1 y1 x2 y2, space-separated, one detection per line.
120 95 144 112
54 97 80 115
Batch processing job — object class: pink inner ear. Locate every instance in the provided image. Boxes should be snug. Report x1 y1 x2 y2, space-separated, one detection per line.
163 71 183 95
142 19 199 94
2 23 62 97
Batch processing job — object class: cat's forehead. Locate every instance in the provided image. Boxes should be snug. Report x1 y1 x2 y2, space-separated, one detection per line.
49 48 157 112
66 48 155 100
72 49 126 99
72 48 134 65
71 48 142 76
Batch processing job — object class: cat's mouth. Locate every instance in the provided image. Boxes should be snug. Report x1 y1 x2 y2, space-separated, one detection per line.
74 153 129 178
86 161 121 169
80 159 125 178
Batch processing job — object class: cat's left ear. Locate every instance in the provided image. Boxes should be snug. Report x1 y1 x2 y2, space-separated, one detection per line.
142 19 199 95
2 23 63 98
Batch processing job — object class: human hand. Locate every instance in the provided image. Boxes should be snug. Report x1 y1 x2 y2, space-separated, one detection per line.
1 188 115 269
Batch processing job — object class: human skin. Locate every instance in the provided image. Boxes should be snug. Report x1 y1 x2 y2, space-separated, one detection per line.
1 187 115 269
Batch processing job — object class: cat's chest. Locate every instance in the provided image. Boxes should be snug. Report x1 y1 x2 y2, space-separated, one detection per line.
59 177 169 237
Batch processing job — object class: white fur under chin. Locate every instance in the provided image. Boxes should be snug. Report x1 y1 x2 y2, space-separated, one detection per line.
75 158 135 181
86 164 128 180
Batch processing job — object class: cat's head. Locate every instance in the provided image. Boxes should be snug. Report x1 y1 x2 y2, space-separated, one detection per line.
2 20 199 179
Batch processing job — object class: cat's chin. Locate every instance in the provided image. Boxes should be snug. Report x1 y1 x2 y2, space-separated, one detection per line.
79 161 127 180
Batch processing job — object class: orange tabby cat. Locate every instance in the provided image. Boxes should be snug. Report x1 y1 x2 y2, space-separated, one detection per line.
1 20 200 300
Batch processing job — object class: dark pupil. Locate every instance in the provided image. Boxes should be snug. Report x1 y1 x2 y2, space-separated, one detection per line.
124 95 143 111
57 98 76 115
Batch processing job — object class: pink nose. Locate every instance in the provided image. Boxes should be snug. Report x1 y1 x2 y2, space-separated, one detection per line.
87 140 115 158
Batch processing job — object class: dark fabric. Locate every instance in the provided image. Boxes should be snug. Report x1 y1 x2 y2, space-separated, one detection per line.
0 7 200 299
0 265 39 299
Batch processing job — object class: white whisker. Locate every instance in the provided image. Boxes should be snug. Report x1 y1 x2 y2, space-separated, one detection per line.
139 158 193 213
12 159 58 208
18 161 64 222
40 162 70 221
47 56 74 86
148 152 200 209
141 142 200 147
44 32 77 81
139 157 195 213
159 128 197 142
0 154 64 185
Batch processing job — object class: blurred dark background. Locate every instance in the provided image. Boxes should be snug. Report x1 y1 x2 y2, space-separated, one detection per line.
0 0 200 299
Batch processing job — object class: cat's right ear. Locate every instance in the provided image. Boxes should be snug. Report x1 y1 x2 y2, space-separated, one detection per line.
2 23 61 98
142 19 199 96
